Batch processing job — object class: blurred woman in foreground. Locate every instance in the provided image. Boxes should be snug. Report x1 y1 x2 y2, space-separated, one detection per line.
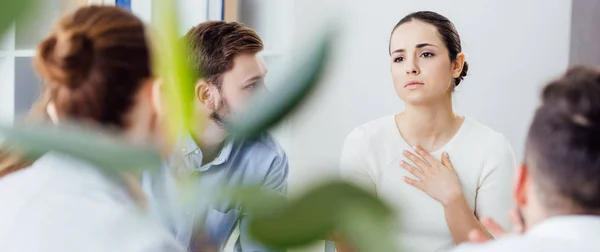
0 6 183 251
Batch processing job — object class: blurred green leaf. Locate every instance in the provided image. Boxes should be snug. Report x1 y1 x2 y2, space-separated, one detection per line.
236 181 398 251
220 186 288 213
0 121 161 173
339 206 399 252
226 30 335 139
0 0 36 34
151 0 198 143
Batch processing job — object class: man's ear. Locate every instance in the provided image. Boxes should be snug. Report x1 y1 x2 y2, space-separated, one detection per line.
195 79 213 108
195 79 221 110
514 163 529 207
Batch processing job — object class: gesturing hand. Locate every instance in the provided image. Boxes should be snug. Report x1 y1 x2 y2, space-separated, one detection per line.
468 208 525 243
400 146 463 206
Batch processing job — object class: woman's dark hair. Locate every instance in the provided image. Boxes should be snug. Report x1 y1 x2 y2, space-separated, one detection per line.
0 6 151 177
526 65 600 214
390 11 468 87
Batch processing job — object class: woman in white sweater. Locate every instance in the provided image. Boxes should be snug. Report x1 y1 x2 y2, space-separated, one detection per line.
340 11 516 252
0 6 183 252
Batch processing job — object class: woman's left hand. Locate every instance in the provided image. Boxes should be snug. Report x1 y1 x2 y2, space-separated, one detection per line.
400 146 463 206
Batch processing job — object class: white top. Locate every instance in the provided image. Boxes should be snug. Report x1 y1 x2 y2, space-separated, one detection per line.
449 215 600 252
0 153 184 252
340 115 516 252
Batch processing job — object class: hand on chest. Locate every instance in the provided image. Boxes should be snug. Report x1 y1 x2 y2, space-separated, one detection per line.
377 151 479 209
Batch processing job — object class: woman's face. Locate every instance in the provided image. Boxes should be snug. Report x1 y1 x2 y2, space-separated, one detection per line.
389 20 460 105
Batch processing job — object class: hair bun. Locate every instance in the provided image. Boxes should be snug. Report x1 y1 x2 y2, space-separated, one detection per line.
45 30 94 90
454 61 468 87
541 65 600 128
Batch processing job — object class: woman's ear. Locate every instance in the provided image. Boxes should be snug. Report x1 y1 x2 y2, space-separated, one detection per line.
151 79 163 117
46 102 59 124
452 52 466 79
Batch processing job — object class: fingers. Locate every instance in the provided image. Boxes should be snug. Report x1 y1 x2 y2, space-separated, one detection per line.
509 208 525 233
467 229 490 243
441 152 455 171
402 176 425 191
480 217 507 237
412 146 437 166
402 150 430 170
405 147 455 172
400 160 424 179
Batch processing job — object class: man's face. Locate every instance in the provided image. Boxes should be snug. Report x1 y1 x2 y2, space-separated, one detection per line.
210 52 267 125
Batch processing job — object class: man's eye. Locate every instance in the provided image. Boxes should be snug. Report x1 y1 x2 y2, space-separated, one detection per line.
245 83 256 90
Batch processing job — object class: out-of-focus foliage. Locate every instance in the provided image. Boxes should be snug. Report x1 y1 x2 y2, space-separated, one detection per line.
0 0 36 34
0 1 400 251
151 0 198 143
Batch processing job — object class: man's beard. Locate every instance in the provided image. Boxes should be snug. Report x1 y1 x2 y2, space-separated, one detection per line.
209 96 230 129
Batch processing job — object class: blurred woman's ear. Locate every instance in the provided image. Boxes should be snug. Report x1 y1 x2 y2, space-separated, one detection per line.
151 79 163 118
46 102 59 124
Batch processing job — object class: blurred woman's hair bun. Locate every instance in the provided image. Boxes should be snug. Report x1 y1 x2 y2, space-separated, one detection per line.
36 30 94 90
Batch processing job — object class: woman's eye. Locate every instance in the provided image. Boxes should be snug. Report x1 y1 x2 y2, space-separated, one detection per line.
421 52 434 58
393 57 404 63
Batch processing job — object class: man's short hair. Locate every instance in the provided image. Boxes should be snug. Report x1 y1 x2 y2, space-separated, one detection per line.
184 21 263 87
526 65 600 213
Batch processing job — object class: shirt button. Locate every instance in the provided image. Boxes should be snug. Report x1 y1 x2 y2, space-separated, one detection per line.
194 149 199 154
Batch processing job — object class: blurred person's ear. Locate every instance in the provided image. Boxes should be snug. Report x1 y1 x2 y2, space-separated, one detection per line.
513 163 529 207
46 102 59 124
151 79 163 117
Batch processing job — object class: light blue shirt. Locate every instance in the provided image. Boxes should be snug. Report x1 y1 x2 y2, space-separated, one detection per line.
143 132 288 252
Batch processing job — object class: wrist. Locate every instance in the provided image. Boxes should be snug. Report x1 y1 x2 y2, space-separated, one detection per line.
441 191 466 208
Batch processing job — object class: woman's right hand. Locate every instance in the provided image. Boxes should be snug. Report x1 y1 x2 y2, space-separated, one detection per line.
468 208 525 243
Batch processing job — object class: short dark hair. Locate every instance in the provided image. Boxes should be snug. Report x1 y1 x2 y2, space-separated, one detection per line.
526 65 600 214
390 11 468 87
184 21 263 87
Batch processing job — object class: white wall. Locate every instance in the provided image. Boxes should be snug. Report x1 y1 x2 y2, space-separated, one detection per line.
570 0 600 65
283 0 573 193
0 27 15 123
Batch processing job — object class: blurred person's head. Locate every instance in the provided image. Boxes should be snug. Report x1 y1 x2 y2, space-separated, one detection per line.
515 65 600 228
184 21 265 128
389 11 467 106
35 5 160 140
0 6 160 177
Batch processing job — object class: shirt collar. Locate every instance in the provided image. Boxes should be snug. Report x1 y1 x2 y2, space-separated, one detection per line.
178 132 234 171
527 215 600 242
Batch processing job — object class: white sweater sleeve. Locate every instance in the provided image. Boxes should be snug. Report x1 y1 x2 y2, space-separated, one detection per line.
474 135 517 231
339 128 377 193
